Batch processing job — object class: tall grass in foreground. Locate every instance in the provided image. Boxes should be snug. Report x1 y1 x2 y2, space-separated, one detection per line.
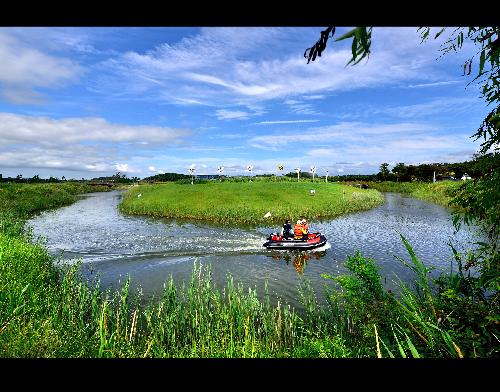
119 181 383 226
1 225 496 357
0 238 351 358
1 183 497 357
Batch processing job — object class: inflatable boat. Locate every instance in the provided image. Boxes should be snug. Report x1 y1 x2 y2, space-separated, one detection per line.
263 232 327 250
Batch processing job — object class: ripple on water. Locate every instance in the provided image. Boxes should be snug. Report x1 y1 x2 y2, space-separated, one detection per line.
27 190 483 307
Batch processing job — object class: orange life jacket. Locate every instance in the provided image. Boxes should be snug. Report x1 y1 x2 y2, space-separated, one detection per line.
294 223 306 238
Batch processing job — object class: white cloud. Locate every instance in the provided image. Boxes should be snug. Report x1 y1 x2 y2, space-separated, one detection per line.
0 31 83 104
0 146 116 173
0 112 191 147
215 109 250 120
306 148 338 158
283 98 320 115
148 166 156 172
95 27 475 107
0 112 192 175
249 121 439 150
255 119 320 125
408 80 461 88
371 97 481 119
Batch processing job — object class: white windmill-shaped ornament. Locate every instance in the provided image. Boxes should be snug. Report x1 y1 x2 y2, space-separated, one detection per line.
277 164 284 182
247 164 253 182
188 165 196 184
217 166 224 180
325 169 329 183
310 166 316 182
295 167 301 182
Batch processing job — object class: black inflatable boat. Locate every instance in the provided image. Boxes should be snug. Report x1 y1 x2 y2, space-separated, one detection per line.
263 232 327 250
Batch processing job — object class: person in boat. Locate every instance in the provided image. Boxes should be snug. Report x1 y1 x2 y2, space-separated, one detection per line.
293 219 308 241
301 218 309 237
280 219 293 239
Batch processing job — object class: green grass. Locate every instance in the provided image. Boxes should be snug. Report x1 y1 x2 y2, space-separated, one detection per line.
119 181 384 226
365 181 461 208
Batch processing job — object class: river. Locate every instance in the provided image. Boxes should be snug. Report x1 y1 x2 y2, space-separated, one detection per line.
27 190 482 309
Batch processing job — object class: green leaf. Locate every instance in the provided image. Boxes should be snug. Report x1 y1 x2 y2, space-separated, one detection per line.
379 337 395 358
335 28 357 42
404 332 421 358
479 49 486 75
392 325 407 358
434 27 446 39
420 27 430 43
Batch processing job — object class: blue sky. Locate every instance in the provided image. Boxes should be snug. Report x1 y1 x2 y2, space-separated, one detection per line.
0 26 490 179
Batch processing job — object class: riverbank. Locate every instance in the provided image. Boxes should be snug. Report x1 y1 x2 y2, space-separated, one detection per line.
119 181 384 225
362 181 460 208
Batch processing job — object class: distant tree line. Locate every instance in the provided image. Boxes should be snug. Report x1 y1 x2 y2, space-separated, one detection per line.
0 171 141 184
374 155 494 182
1 155 494 185
0 174 67 183
285 155 493 183
141 172 190 182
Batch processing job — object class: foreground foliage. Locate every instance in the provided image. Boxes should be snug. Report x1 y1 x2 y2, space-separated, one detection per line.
307 25 500 336
0 183 497 357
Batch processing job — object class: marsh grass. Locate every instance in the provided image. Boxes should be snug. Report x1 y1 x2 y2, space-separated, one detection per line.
119 181 383 226
366 181 461 208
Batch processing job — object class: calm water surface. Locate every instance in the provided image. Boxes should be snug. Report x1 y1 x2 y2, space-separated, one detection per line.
27 190 482 309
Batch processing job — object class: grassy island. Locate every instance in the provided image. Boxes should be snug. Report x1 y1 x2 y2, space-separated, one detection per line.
119 181 384 226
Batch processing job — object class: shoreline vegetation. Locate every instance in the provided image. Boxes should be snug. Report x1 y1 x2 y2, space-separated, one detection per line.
0 181 497 358
363 180 461 208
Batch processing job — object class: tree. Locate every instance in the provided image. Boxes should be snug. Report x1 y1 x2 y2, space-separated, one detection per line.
378 162 390 180
392 162 407 182
306 26 499 291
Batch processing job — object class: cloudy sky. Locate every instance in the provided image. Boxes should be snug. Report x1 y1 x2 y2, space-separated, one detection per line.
0 26 490 179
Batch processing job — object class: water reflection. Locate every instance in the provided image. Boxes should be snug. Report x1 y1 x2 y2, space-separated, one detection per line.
269 250 328 274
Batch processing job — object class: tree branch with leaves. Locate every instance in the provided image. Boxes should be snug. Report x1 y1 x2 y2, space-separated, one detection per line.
305 26 499 291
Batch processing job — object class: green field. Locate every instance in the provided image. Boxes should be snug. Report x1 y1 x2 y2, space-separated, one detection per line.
119 181 384 226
